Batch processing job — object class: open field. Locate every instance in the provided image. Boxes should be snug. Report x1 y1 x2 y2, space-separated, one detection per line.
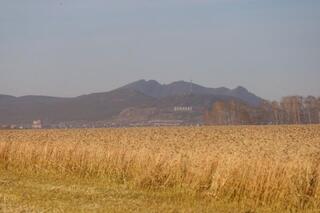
0 125 320 212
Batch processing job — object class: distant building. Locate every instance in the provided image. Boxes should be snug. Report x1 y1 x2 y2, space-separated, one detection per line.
32 120 42 129
10 124 17 129
174 106 193 112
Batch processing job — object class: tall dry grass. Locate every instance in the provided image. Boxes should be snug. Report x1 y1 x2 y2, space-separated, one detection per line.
0 125 320 210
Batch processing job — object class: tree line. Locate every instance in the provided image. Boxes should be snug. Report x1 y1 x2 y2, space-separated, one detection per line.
204 96 320 125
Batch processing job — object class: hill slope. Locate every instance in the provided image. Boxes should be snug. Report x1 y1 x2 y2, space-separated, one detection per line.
0 89 155 124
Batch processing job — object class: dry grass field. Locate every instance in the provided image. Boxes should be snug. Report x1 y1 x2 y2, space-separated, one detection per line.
0 125 320 212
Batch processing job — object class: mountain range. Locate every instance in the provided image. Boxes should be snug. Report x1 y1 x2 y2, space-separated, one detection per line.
122 80 262 106
0 80 264 126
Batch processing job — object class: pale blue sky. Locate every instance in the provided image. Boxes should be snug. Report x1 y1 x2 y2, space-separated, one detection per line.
0 0 319 100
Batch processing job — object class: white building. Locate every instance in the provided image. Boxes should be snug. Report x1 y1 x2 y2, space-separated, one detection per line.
174 106 193 112
32 120 42 129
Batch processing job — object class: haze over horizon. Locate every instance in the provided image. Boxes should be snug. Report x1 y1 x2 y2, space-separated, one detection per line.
1 0 319 100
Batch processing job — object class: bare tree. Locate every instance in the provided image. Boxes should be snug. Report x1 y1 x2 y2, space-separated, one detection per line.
303 96 318 124
204 96 320 126
281 96 303 124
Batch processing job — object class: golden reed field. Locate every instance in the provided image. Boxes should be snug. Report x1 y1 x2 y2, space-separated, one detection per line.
1 125 320 212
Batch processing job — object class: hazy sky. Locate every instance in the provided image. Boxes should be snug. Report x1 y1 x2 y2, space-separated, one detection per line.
1 0 319 100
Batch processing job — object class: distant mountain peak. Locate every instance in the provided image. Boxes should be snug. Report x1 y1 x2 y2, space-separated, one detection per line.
122 79 263 106
233 86 249 93
125 79 162 87
147 79 161 84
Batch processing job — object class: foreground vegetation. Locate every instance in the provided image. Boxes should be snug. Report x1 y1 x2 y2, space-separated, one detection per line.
0 169 272 212
0 125 320 212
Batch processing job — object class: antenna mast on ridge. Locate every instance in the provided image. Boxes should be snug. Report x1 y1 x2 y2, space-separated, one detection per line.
190 79 193 95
